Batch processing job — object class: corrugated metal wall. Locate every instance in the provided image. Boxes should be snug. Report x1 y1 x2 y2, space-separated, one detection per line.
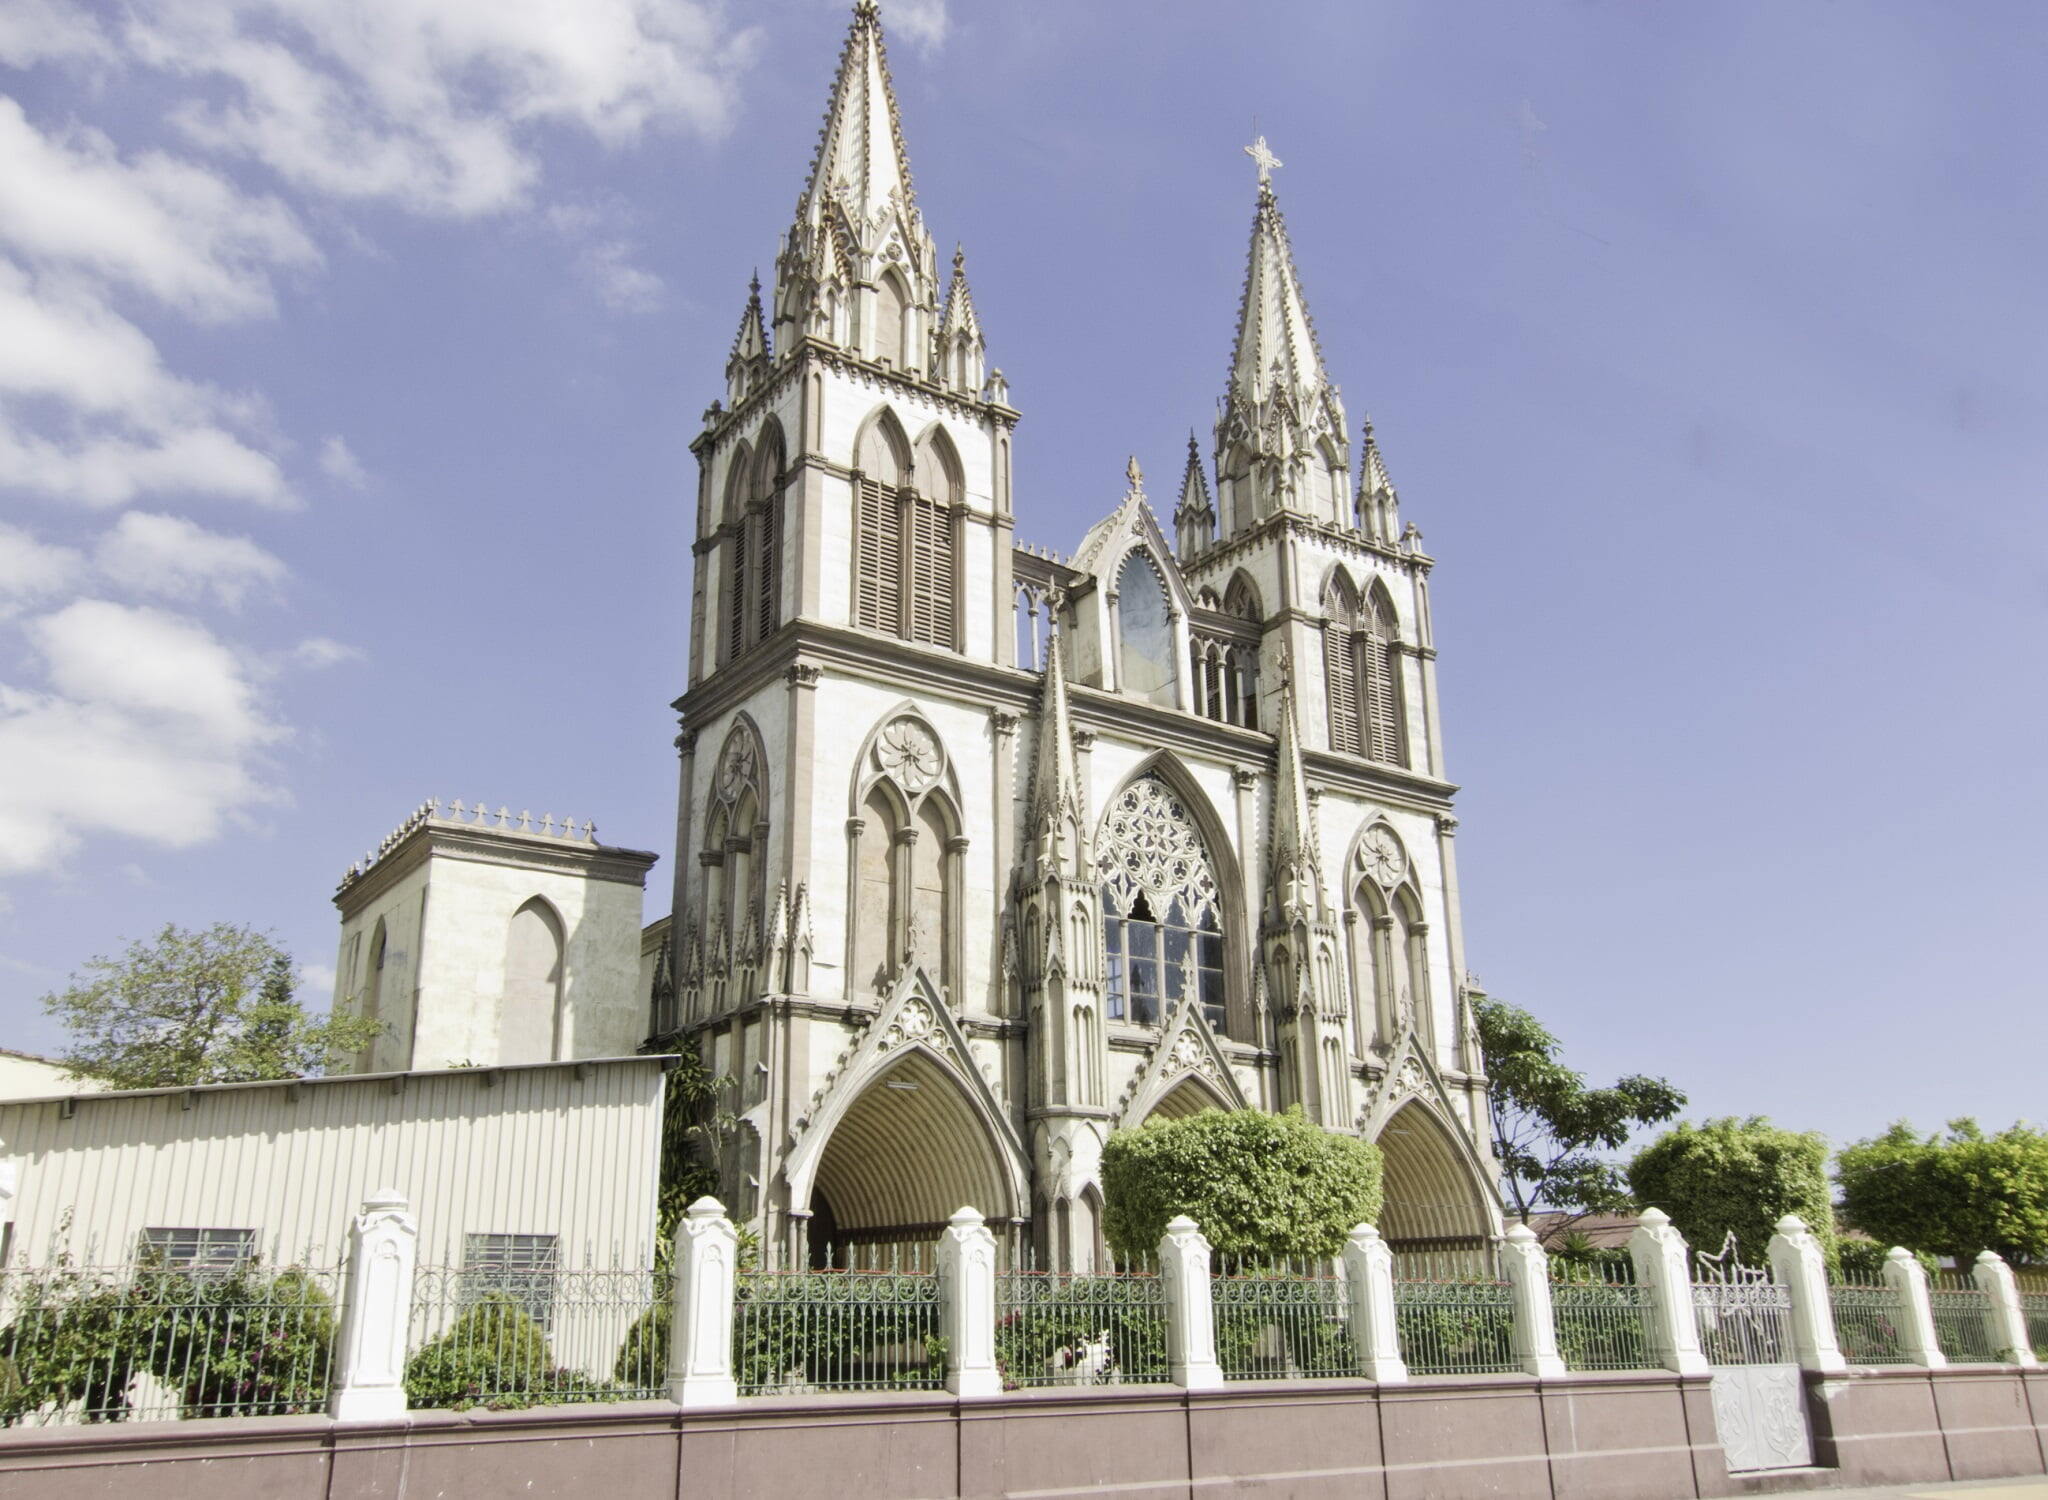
0 1059 666 1270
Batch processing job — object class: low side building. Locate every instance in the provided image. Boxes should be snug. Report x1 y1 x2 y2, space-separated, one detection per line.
0 1049 100 1104
0 1055 668 1272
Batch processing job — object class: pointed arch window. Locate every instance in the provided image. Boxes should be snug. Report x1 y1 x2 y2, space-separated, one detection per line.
1116 551 1177 706
847 714 963 998
1097 776 1226 1033
853 415 958 649
721 441 751 664
696 722 770 1021
1348 826 1432 1054
503 898 565 1062
1321 575 1406 766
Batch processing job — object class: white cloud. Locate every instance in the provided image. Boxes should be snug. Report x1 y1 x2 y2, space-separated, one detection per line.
293 636 366 668
0 522 84 617
126 0 756 217
0 97 318 323
317 435 368 488
297 961 336 997
875 0 948 52
0 261 293 508
583 240 665 312
95 511 288 608
0 1 109 67
0 601 284 874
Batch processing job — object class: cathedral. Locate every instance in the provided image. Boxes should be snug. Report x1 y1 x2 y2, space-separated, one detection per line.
334 1 1505 1273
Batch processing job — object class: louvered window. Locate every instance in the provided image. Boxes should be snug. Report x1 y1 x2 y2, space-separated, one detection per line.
907 494 955 647
725 524 748 662
855 477 903 636
1362 595 1405 766
755 492 780 643
1324 622 1362 755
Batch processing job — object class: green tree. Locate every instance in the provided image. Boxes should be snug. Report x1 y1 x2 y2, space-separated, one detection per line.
1628 1117 1836 1268
1101 1107 1383 1260
1474 996 1685 1223
638 1031 741 1269
1837 1119 2048 1266
40 923 381 1090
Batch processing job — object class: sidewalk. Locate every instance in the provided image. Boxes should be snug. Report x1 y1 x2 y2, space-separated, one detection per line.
1816 1480 2048 1500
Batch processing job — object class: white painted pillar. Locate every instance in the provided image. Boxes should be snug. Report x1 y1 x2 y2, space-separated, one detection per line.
1500 1223 1567 1378
1881 1247 1947 1369
668 1196 740 1407
1341 1223 1407 1383
1627 1207 1710 1376
1766 1215 1847 1373
330 1189 417 1421
938 1206 1002 1397
1972 1250 2040 1368
1158 1215 1223 1390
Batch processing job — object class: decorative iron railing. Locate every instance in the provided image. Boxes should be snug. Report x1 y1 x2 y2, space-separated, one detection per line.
1391 1276 1516 1376
1549 1262 1655 1372
994 1267 1168 1387
0 1258 341 1425
2020 1294 2048 1360
405 1263 666 1409
1212 1258 1355 1380
732 1269 943 1394
1926 1285 1999 1364
1827 1282 1914 1366
1690 1280 1792 1366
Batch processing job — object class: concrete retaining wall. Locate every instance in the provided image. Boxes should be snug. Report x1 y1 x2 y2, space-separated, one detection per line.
2 1367 2043 1500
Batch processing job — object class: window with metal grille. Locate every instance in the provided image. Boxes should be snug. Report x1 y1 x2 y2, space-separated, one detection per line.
137 1227 258 1272
1097 777 1228 1035
463 1233 560 1328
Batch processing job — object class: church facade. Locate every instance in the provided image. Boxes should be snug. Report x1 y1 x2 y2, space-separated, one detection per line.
333 1 1506 1274
657 3 1502 1271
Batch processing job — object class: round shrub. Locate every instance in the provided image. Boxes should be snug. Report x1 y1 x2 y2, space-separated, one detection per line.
1627 1117 1835 1269
1101 1107 1383 1260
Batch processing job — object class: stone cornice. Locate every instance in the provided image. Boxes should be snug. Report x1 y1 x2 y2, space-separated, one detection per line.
691 341 1018 461
1184 512 1432 580
334 822 659 914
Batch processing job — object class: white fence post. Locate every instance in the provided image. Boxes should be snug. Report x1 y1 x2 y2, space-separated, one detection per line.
938 1206 1002 1397
1626 1207 1710 1376
1881 1247 1947 1369
1766 1215 1847 1373
1158 1215 1223 1390
1500 1223 1567 1378
668 1196 740 1408
1341 1223 1407 1383
330 1189 417 1421
1972 1250 2040 1368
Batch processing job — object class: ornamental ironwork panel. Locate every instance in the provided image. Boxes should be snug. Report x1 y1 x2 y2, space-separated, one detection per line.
1828 1283 1914 1366
1927 1285 1999 1364
1549 1262 1656 1372
1212 1260 1356 1380
732 1269 942 1394
994 1268 1168 1387
1390 1276 1516 1376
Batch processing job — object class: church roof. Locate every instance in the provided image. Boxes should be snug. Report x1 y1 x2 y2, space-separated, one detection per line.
796 1 917 237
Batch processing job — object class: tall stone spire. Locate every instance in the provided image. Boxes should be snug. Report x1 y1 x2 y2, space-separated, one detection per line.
936 244 987 396
1215 142 1351 532
1356 414 1400 544
772 2 940 367
1266 659 1323 923
1173 431 1215 561
1027 628 1087 873
725 272 771 404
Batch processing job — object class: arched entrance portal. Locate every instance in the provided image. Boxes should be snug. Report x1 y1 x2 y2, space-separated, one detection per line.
803 1049 1018 1267
1145 1077 1226 1124
1375 1100 1495 1263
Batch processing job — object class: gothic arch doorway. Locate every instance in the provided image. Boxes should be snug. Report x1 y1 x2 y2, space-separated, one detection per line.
1144 1077 1228 1124
801 1049 1018 1266
1375 1099 1494 1253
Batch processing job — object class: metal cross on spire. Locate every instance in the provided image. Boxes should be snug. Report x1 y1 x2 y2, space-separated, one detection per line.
1244 134 1283 184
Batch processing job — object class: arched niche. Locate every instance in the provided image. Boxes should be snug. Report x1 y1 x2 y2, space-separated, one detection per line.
502 896 566 1063
1145 1074 1229 1124
845 707 966 999
1114 549 1177 707
1374 1098 1494 1249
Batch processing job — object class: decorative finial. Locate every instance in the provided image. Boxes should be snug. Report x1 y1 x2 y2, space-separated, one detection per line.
1125 455 1143 490
953 243 965 276
1244 135 1283 185
749 269 760 295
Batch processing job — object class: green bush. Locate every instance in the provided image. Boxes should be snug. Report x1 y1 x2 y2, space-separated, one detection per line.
1101 1107 1383 1260
0 1260 336 1424
1628 1117 1836 1270
1837 1120 2048 1265
1833 1238 1938 1285
993 1279 1167 1388
613 1304 668 1388
404 1295 561 1410
733 1275 939 1392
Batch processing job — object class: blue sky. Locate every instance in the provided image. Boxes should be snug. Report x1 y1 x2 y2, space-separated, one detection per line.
1 0 2041 1156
